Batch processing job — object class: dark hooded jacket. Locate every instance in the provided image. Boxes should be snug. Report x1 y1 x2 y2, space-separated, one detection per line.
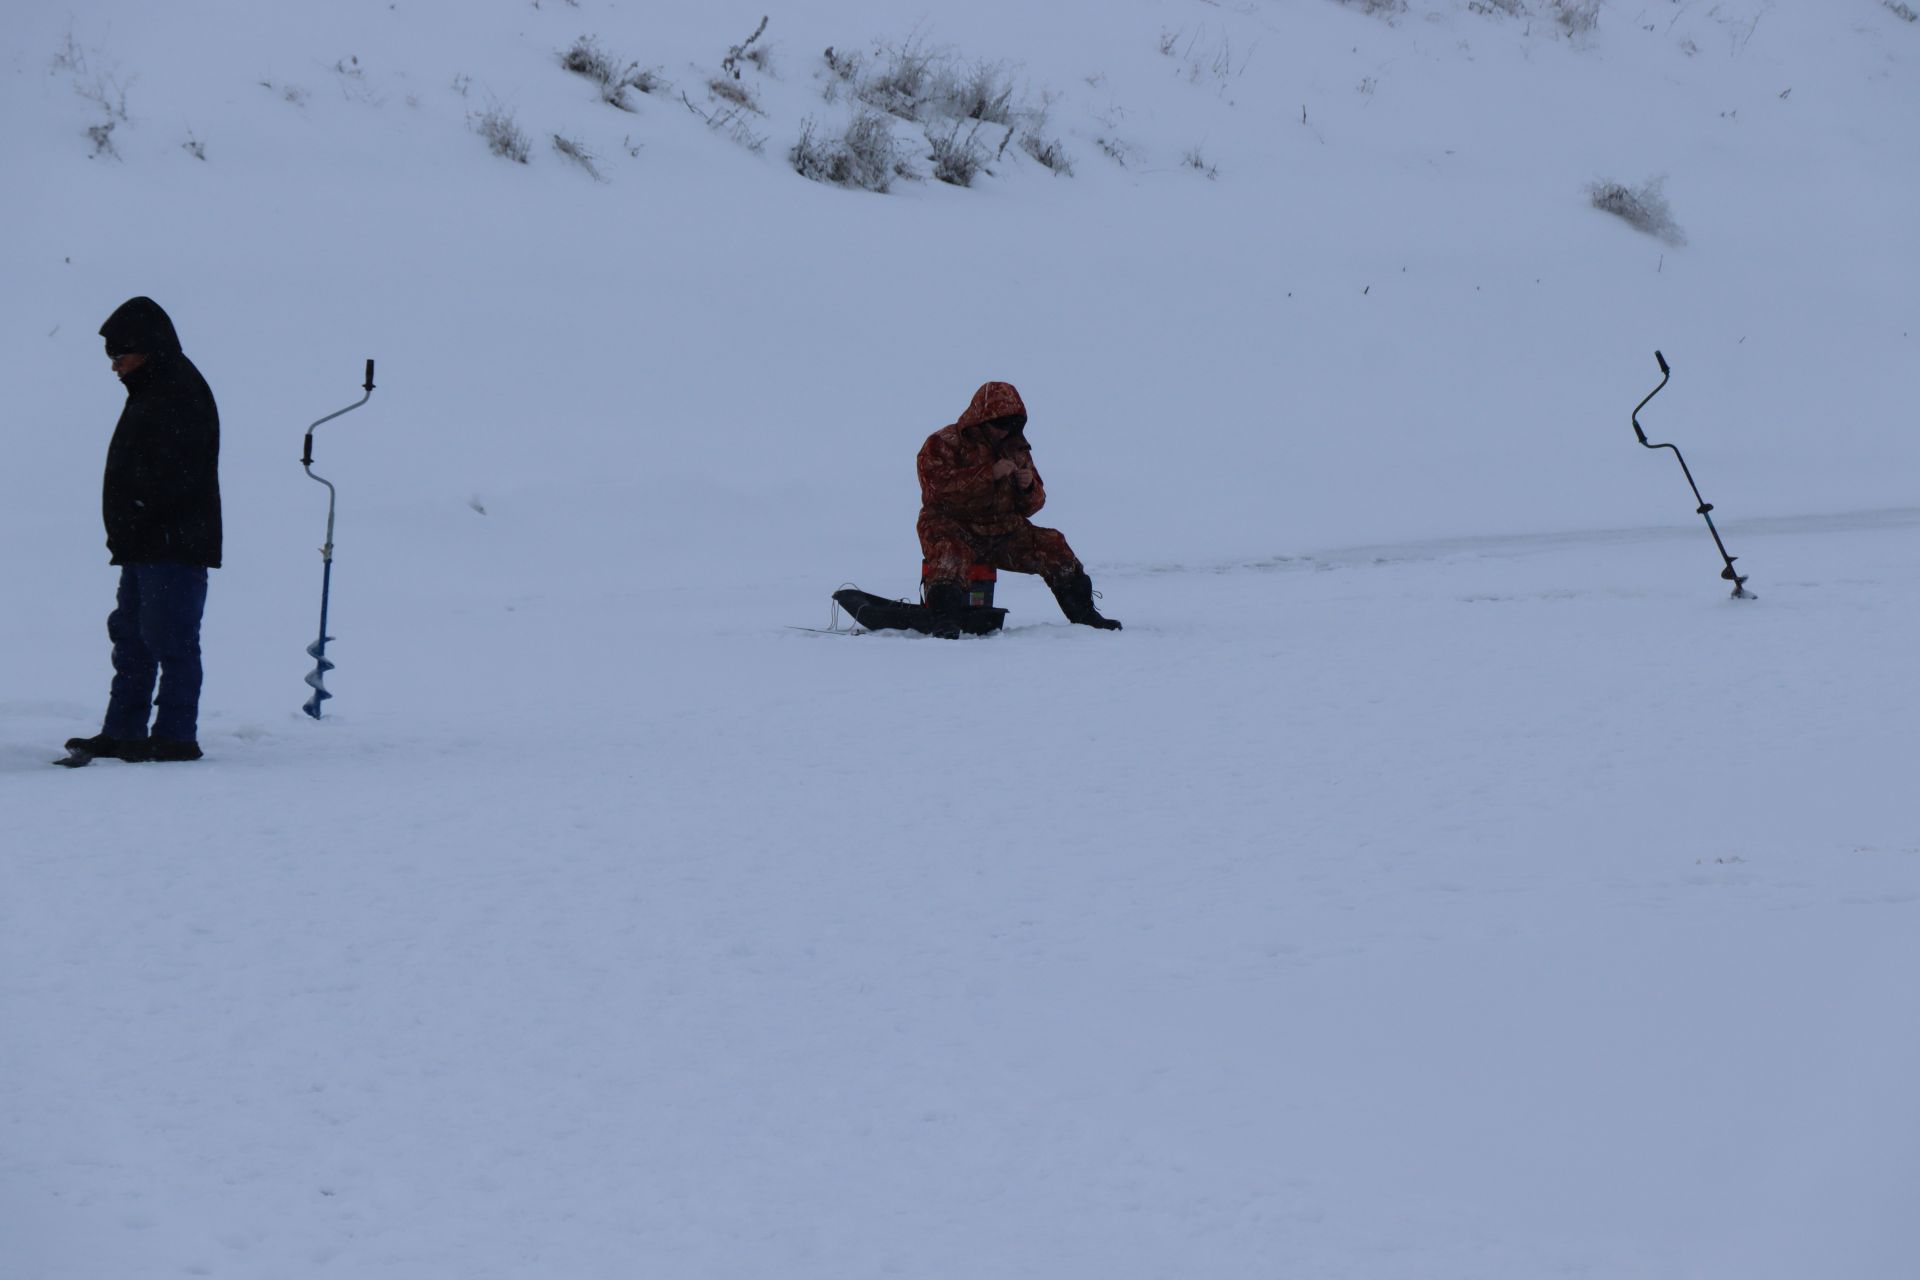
916 381 1047 537
98 297 222 568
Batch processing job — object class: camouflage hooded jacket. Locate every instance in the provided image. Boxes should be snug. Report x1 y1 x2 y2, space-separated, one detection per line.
916 382 1046 536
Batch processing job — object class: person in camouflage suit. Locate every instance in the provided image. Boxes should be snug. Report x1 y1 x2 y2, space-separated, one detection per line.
917 381 1120 636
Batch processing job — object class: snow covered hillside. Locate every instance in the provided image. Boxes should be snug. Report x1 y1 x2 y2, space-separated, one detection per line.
4 2 1918 1277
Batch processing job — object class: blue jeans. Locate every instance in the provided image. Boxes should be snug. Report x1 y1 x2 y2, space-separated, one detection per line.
103 564 209 742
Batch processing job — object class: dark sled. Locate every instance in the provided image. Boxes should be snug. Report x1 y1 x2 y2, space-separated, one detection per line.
832 589 1006 636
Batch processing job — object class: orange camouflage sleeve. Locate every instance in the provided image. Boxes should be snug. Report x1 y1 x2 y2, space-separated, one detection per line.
918 430 1000 520
1012 447 1045 518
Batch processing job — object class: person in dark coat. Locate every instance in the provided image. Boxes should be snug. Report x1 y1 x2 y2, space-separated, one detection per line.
65 297 222 762
917 381 1120 636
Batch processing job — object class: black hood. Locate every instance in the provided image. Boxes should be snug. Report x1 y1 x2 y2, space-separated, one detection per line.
100 296 183 358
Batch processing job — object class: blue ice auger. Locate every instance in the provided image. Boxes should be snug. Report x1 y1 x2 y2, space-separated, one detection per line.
1631 350 1754 600
301 359 377 717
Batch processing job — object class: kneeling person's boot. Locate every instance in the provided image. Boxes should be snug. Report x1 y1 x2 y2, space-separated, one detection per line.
1049 569 1122 630
924 581 967 640
63 733 145 760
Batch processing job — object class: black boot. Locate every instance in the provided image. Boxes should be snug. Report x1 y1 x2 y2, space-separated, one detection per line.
923 582 967 640
142 737 204 762
1049 570 1122 630
63 732 146 760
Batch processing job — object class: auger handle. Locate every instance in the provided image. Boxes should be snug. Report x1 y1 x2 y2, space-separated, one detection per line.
1631 349 1670 446
302 359 378 465
364 359 376 392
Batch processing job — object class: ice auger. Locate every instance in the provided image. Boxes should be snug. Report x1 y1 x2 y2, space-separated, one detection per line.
1631 351 1754 600
301 359 377 717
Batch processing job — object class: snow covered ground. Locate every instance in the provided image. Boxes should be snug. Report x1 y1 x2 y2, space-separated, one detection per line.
3 2 1917 1277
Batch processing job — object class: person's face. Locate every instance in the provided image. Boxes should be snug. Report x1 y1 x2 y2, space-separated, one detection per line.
110 352 147 381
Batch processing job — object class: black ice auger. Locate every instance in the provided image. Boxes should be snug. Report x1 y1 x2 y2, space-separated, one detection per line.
1631 351 1754 600
301 360 377 717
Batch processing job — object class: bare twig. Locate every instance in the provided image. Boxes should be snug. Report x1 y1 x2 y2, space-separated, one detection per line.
551 133 603 180
722 16 770 79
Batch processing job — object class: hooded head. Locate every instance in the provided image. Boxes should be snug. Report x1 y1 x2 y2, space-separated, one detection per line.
99 296 183 360
956 381 1028 435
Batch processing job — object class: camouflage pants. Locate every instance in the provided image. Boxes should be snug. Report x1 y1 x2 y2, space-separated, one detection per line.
918 514 1082 588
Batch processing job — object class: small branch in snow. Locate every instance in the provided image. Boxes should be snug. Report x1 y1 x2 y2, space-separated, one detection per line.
722 16 770 80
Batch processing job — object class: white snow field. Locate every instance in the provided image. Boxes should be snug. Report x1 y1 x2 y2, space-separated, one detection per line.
4 1 1918 1276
